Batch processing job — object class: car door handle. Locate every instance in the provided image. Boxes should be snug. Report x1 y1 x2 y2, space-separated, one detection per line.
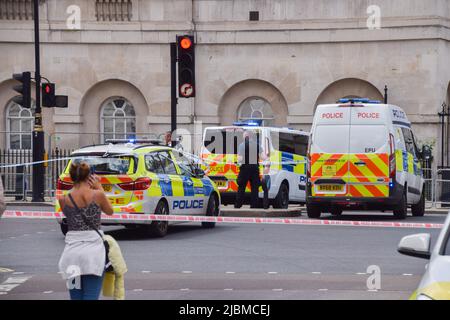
354 161 366 166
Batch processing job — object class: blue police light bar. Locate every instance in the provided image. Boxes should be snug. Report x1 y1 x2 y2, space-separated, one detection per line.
233 119 263 127
338 98 381 104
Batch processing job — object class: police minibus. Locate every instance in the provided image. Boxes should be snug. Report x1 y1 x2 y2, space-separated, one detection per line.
201 121 309 208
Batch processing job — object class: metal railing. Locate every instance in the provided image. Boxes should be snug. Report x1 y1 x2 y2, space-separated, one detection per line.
434 168 450 209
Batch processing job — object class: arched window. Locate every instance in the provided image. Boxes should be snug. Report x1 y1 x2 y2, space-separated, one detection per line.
6 100 35 150
101 97 136 142
238 97 274 126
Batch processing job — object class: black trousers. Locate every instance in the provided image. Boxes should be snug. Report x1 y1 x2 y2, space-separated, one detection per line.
261 175 270 209
235 164 260 208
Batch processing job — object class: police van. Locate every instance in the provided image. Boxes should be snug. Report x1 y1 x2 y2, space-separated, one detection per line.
56 140 221 237
307 98 425 219
201 121 309 208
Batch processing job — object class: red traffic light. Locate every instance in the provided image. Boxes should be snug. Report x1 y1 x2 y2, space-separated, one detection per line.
44 84 51 94
180 37 192 50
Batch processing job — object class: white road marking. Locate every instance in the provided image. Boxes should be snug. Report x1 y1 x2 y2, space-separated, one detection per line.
0 268 14 273
0 276 32 293
311 272 321 274
12 272 24 275
43 291 53 294
272 289 283 292
0 292 7 295
268 272 278 274
180 288 190 291
182 271 192 274
37 232 44 234
402 273 413 276
141 270 151 273
9 237 16 239
318 289 329 291
356 273 367 275
224 288 233 291
226 271 236 274
23 234 30 237
133 289 143 292
367 289 378 292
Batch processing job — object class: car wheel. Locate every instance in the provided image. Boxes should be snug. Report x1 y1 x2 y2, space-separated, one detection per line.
393 189 407 220
411 190 425 217
307 204 322 219
60 219 68 236
202 194 219 229
330 207 343 216
148 200 169 237
273 182 289 209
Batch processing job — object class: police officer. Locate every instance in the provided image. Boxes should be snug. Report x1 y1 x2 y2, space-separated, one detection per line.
235 130 261 209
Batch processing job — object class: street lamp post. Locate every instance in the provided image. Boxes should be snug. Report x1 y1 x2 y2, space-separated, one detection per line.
438 102 449 168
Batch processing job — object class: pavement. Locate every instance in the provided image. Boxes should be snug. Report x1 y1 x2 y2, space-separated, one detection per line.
0 207 447 300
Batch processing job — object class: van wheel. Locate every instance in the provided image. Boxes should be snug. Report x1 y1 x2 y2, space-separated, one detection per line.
330 208 343 216
202 194 219 229
148 200 169 237
307 204 322 219
411 190 425 217
393 190 407 220
60 219 68 236
273 183 289 209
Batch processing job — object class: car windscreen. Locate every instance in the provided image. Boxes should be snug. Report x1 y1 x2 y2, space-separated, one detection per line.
444 231 450 256
204 128 260 155
70 155 134 175
312 125 350 154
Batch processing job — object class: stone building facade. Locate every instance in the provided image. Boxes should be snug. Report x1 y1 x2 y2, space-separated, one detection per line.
0 0 449 164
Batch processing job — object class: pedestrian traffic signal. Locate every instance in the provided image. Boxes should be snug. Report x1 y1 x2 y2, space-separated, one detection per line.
177 35 195 98
12 72 31 108
42 83 55 107
55 95 68 108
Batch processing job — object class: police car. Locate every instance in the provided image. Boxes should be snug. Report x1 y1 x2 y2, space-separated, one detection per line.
307 98 425 219
398 213 450 300
55 140 221 237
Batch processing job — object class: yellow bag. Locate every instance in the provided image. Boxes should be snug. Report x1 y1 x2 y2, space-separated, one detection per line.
102 271 115 297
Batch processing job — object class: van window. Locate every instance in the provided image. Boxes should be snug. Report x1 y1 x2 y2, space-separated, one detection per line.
401 128 416 157
312 125 349 154
271 132 308 156
349 125 388 153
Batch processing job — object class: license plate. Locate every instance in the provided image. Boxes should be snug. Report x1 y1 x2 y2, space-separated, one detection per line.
317 184 344 192
103 184 113 192
215 180 227 188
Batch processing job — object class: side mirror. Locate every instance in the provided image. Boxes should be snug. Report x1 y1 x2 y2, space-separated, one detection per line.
398 233 431 260
193 167 205 178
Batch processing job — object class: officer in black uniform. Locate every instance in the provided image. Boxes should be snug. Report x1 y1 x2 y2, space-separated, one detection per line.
235 130 261 209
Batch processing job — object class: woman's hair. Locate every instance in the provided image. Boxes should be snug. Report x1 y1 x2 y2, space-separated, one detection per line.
69 161 91 183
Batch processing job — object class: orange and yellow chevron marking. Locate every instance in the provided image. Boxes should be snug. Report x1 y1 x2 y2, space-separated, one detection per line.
311 153 348 183
311 153 389 198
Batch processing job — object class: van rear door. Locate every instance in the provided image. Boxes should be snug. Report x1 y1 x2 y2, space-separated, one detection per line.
310 107 351 196
347 107 390 198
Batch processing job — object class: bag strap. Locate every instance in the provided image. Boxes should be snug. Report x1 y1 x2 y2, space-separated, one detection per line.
67 193 103 240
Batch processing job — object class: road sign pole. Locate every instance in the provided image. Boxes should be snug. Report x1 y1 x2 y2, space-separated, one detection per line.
170 42 178 147
32 0 45 202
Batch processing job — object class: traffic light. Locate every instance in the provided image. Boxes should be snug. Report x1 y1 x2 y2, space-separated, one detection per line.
55 95 68 108
12 72 31 108
42 83 55 107
177 35 195 98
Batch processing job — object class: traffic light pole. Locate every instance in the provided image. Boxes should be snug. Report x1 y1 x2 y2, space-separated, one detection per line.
170 42 178 147
32 0 45 202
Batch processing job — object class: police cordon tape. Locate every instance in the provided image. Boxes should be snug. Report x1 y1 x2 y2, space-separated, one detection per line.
2 210 444 229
